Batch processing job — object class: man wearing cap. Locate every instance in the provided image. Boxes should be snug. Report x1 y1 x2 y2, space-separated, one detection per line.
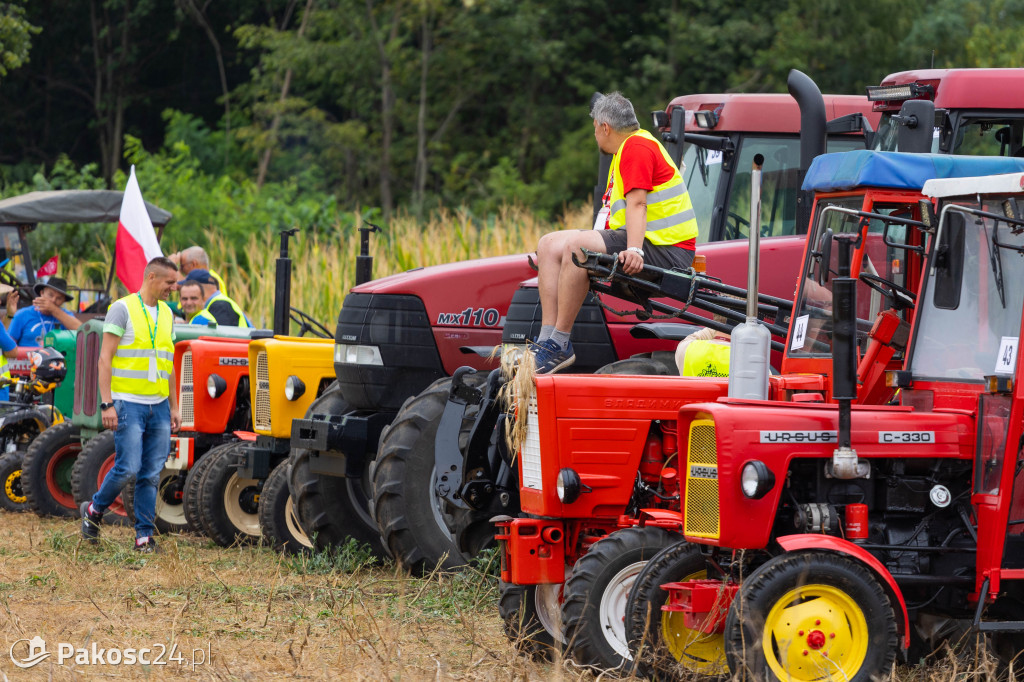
180 269 251 328
178 281 206 323
81 256 181 553
7 277 82 347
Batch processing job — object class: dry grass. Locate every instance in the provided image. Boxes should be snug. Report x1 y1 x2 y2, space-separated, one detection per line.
0 513 1016 681
0 513 579 680
65 203 592 331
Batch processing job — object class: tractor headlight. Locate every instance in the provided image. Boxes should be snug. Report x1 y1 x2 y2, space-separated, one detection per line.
207 374 227 399
741 461 775 499
556 468 582 504
284 376 306 401
334 344 383 366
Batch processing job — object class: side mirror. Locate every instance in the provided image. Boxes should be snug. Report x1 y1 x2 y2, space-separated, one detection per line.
895 99 936 154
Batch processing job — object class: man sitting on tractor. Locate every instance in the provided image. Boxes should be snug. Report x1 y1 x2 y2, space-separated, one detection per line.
179 270 251 328
532 92 698 373
8 277 82 346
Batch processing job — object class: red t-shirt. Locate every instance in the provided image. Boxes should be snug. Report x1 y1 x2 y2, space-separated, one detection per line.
614 134 695 251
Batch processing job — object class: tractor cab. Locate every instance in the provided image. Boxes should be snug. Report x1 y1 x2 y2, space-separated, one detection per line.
869 68 1024 157
913 172 1024 610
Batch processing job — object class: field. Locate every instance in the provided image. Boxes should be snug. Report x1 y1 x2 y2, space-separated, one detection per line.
0 512 563 680
65 204 587 332
0 511 1017 681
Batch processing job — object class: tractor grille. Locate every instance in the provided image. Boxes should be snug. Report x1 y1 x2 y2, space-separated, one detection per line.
179 351 194 429
684 419 719 539
520 397 543 491
254 351 271 431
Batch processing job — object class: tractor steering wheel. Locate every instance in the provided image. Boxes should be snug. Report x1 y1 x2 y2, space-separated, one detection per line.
289 307 332 338
0 270 33 309
859 273 916 311
725 211 751 241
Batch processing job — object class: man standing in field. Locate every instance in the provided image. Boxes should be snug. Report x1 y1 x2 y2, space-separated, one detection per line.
81 257 181 552
531 92 698 373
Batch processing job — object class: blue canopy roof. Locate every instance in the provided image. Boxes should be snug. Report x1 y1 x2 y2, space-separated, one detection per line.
802 150 1024 193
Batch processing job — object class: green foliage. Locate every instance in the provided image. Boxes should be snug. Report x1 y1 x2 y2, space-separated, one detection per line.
0 2 38 77
286 538 380 575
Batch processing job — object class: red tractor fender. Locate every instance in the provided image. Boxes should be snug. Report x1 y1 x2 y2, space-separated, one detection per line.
777 534 910 649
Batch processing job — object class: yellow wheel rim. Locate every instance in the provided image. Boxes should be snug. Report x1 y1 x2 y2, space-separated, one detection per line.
5 469 25 504
660 568 728 675
762 583 869 681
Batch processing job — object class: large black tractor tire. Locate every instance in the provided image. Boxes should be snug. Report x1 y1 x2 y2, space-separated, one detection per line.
183 442 230 534
499 580 565 660
596 351 679 376
0 451 28 512
70 430 130 527
22 422 82 518
724 551 898 681
196 440 261 547
561 526 682 672
122 468 189 534
625 540 727 680
371 373 488 574
259 460 312 554
288 383 386 557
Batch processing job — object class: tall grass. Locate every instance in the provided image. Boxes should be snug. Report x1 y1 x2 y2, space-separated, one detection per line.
63 204 592 331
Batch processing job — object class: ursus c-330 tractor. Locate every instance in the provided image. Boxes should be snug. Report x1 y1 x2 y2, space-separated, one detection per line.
647 171 1024 681
494 151 1024 673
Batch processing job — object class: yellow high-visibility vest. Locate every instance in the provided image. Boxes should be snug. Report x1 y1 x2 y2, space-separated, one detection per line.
201 293 250 328
681 340 731 378
607 129 698 245
110 294 174 398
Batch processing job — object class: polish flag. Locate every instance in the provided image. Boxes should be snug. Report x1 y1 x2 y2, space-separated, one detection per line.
115 165 163 292
36 255 59 278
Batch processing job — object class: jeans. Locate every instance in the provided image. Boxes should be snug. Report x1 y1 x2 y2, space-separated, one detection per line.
92 399 171 539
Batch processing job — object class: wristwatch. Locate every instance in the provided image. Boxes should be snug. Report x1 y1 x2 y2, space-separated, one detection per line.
627 246 645 259
100 401 115 411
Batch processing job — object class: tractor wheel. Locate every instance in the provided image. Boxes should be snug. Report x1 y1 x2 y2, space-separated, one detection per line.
625 540 727 679
196 440 261 547
122 468 189 534
288 383 386 557
183 443 229 534
22 422 81 518
259 460 312 554
562 526 682 672
498 580 564 660
0 451 27 512
724 551 898 681
70 431 129 526
596 352 678 376
371 373 487 574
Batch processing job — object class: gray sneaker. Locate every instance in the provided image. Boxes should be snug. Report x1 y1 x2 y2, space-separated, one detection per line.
80 501 101 544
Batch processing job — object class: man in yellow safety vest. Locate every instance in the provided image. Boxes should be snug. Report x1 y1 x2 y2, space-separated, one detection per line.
178 269 251 328
81 257 181 553
532 91 699 374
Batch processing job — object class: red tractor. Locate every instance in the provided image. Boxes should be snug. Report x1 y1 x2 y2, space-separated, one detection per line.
493 151 1024 672
631 170 1024 680
869 68 1024 157
365 71 884 574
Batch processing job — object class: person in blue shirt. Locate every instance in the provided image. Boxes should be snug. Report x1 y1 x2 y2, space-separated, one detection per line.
7 277 82 347
0 286 19 401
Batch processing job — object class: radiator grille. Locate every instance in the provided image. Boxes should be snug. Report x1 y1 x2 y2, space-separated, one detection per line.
179 351 194 429
254 351 271 431
520 398 542 491
684 419 719 539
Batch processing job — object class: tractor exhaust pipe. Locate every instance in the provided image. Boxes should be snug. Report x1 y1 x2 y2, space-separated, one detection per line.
830 235 868 479
788 69 826 237
356 223 381 286
273 228 299 336
728 154 771 400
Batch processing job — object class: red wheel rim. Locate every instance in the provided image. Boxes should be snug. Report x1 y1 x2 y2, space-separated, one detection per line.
44 444 80 510
97 453 126 516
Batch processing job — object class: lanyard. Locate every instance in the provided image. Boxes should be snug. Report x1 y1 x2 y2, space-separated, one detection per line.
137 293 157 349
